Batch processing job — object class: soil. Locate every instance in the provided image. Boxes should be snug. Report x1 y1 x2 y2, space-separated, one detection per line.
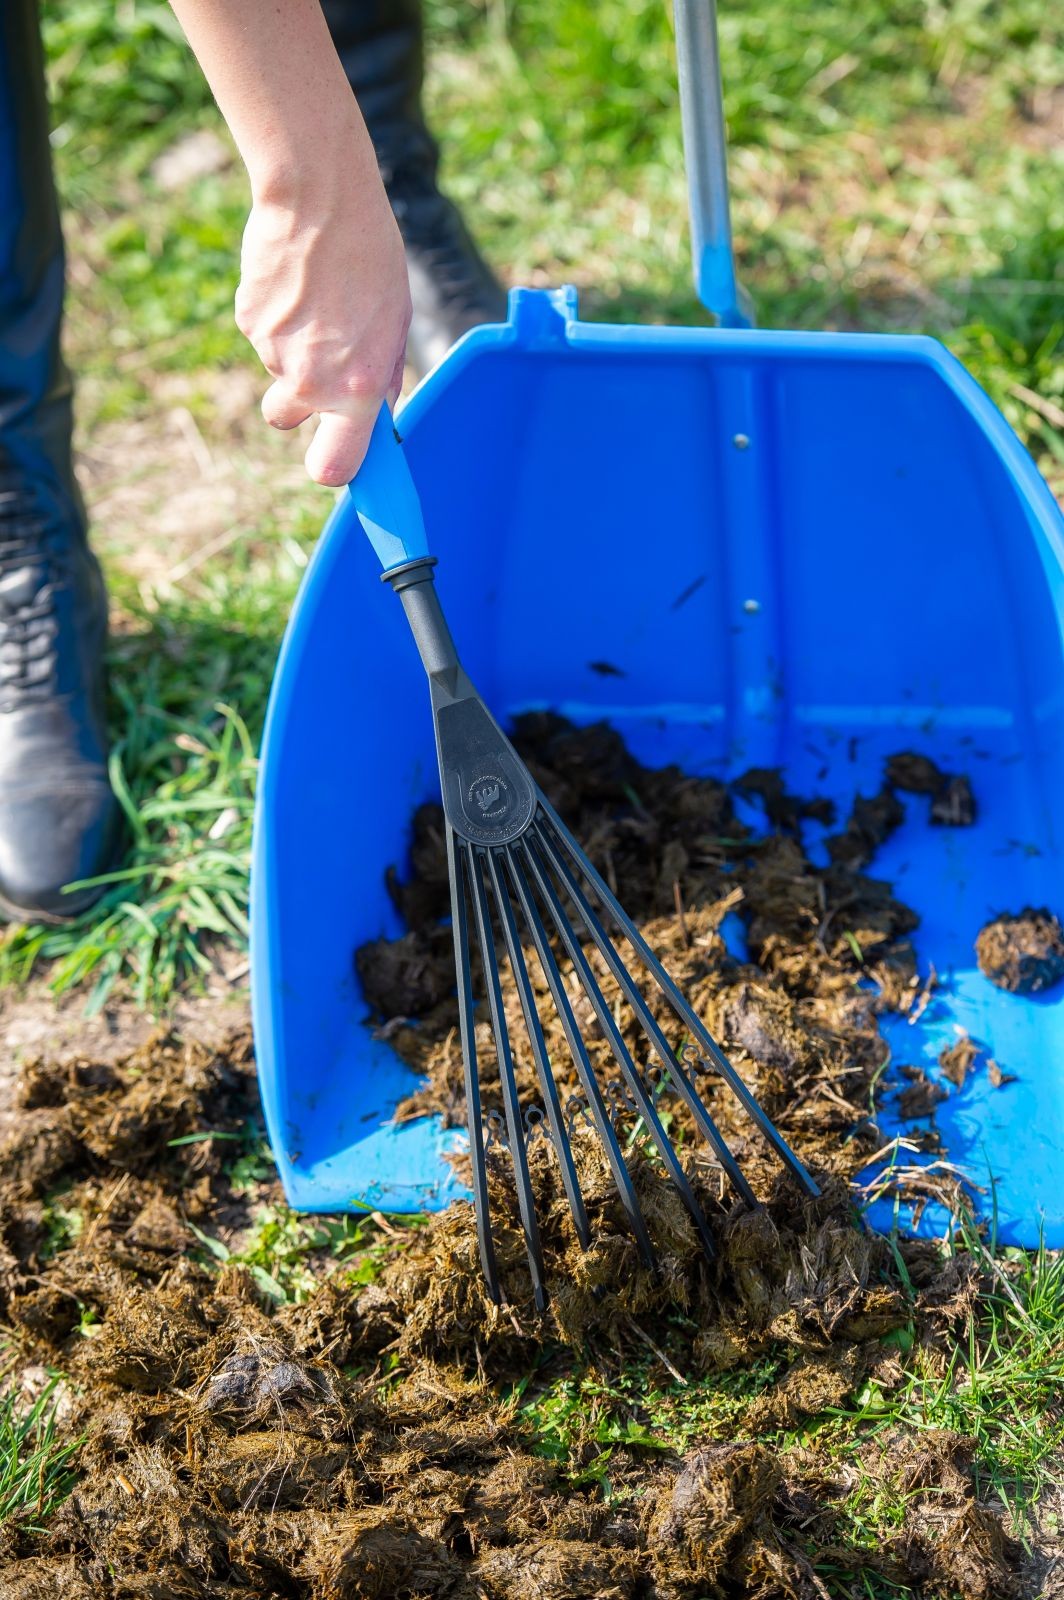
0 722 1045 1598
976 908 1064 995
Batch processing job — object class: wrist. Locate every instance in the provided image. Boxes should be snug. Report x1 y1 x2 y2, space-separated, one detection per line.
246 104 381 213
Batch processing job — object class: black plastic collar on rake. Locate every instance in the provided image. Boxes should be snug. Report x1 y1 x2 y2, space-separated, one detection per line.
388 557 820 1311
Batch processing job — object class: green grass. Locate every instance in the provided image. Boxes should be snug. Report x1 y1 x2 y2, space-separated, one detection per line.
0 575 291 1007
186 1202 411 1307
0 1376 81 1533
172 1134 422 1308
809 1239 1064 1578
517 1352 785 1490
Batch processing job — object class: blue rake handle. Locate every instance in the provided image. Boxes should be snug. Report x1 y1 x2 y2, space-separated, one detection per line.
345 405 429 573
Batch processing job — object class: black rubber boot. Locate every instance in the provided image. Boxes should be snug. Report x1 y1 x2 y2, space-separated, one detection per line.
0 0 120 922
320 0 507 376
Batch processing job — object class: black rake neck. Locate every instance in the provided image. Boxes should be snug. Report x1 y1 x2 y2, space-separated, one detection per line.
385 556 537 848
383 555 460 696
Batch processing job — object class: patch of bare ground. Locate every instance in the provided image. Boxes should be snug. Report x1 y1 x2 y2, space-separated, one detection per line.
0 987 248 1147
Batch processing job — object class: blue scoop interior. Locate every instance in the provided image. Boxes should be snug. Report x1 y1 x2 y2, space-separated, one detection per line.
251 287 1064 1246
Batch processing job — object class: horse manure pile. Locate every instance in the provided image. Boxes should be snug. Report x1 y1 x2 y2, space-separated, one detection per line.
0 719 1043 1598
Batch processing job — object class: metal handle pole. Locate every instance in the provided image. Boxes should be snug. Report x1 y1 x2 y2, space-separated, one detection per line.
673 0 753 328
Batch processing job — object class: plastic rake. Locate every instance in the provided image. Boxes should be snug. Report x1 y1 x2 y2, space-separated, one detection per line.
351 408 820 1308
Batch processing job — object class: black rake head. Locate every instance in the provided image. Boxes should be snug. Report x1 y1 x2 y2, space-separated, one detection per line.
445 799 820 1311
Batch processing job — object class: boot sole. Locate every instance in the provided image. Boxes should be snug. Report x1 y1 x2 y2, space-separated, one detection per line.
0 882 109 927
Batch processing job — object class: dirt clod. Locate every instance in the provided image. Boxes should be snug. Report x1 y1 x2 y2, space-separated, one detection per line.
885 752 976 826
734 767 836 832
885 751 948 794
825 785 905 870
897 1065 948 1120
930 773 976 826
976 907 1064 994
647 1442 823 1599
939 1035 980 1088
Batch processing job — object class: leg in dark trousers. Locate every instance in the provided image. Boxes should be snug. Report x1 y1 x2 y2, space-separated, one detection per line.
320 0 506 376
0 0 119 921
0 0 77 494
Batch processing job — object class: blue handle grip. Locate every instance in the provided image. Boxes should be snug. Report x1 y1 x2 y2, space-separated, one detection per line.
347 405 430 572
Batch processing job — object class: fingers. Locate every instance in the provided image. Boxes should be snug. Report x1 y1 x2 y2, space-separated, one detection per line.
264 383 378 486
262 381 313 432
304 401 380 488
237 181 412 487
260 325 409 486
264 382 391 487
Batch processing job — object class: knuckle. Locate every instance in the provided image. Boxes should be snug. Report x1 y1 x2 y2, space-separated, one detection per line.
288 362 323 404
340 367 383 405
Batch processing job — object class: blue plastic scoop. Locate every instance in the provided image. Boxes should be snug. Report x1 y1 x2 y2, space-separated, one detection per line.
251 1 1064 1250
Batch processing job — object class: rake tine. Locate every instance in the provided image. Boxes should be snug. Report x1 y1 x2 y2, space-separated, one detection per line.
465 843 548 1310
447 828 501 1303
533 820 757 1207
538 804 821 1198
484 849 592 1249
521 832 717 1262
503 845 655 1266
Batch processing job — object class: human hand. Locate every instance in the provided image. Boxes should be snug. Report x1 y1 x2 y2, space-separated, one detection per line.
236 170 411 487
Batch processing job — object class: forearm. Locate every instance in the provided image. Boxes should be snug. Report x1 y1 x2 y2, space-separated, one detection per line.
167 0 378 203
167 0 410 485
